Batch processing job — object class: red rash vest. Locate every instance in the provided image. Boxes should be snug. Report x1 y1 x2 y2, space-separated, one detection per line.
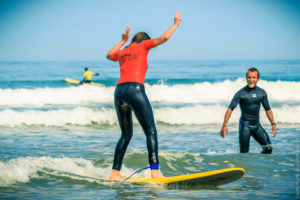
111 39 156 85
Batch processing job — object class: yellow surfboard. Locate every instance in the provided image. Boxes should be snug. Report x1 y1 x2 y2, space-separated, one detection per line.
127 168 245 187
42 167 244 188
65 78 104 86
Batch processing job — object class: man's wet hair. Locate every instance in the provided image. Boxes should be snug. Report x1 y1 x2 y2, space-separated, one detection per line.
246 67 260 78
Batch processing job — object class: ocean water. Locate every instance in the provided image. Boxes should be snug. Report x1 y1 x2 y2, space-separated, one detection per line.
0 60 299 199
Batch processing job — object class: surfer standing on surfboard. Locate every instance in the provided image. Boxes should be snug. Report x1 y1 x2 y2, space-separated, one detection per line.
220 68 277 154
106 12 182 180
80 67 102 84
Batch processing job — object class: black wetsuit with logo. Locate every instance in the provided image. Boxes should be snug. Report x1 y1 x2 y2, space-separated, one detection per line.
228 85 273 154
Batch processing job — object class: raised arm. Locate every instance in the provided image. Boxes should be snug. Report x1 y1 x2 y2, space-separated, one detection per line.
153 12 182 46
106 26 130 60
266 109 277 137
220 108 233 138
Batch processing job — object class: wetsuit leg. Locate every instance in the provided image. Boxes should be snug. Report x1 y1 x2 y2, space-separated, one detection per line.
252 123 272 154
112 98 133 170
239 122 252 153
129 89 159 166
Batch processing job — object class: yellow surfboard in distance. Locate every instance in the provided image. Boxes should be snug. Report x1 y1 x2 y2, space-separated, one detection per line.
65 78 80 84
65 78 104 86
128 168 245 187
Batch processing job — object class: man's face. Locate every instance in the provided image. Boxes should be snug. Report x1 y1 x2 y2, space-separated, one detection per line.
246 71 259 88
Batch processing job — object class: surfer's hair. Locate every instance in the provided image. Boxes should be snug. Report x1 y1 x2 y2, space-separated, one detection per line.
246 67 260 79
131 32 151 44
85 67 88 71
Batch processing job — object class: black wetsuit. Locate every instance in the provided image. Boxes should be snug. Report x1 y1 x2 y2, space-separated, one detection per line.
112 82 159 170
80 78 91 84
229 85 273 154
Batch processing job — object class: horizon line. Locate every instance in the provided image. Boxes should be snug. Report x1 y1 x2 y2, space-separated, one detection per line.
0 59 300 63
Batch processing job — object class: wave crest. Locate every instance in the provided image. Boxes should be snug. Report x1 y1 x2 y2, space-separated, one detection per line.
1 79 299 107
1 105 299 127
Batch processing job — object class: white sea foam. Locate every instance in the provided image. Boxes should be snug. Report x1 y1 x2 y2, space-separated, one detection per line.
0 85 115 107
156 105 300 125
0 156 155 187
0 156 111 187
0 79 299 107
0 105 299 127
206 149 238 155
0 107 117 126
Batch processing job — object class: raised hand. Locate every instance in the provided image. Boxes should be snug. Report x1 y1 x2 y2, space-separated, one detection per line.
106 26 130 60
122 26 130 42
174 12 182 26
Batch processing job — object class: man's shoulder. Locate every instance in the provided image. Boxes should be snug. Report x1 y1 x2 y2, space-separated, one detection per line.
256 86 267 94
231 86 246 99
236 86 247 93
85 71 95 75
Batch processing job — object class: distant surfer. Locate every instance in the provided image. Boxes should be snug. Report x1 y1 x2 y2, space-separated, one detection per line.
220 68 277 154
106 12 182 180
80 67 102 84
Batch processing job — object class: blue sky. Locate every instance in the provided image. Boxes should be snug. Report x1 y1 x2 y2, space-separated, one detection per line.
0 0 299 61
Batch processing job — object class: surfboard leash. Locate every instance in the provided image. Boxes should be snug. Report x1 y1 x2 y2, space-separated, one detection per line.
122 166 150 182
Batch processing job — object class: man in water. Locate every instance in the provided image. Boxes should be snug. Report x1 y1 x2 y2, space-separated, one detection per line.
220 67 277 154
80 67 102 84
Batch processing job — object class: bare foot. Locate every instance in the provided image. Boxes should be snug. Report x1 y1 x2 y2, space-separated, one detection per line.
151 169 165 179
109 169 125 180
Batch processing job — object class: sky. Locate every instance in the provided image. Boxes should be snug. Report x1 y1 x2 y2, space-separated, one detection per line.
0 0 299 61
